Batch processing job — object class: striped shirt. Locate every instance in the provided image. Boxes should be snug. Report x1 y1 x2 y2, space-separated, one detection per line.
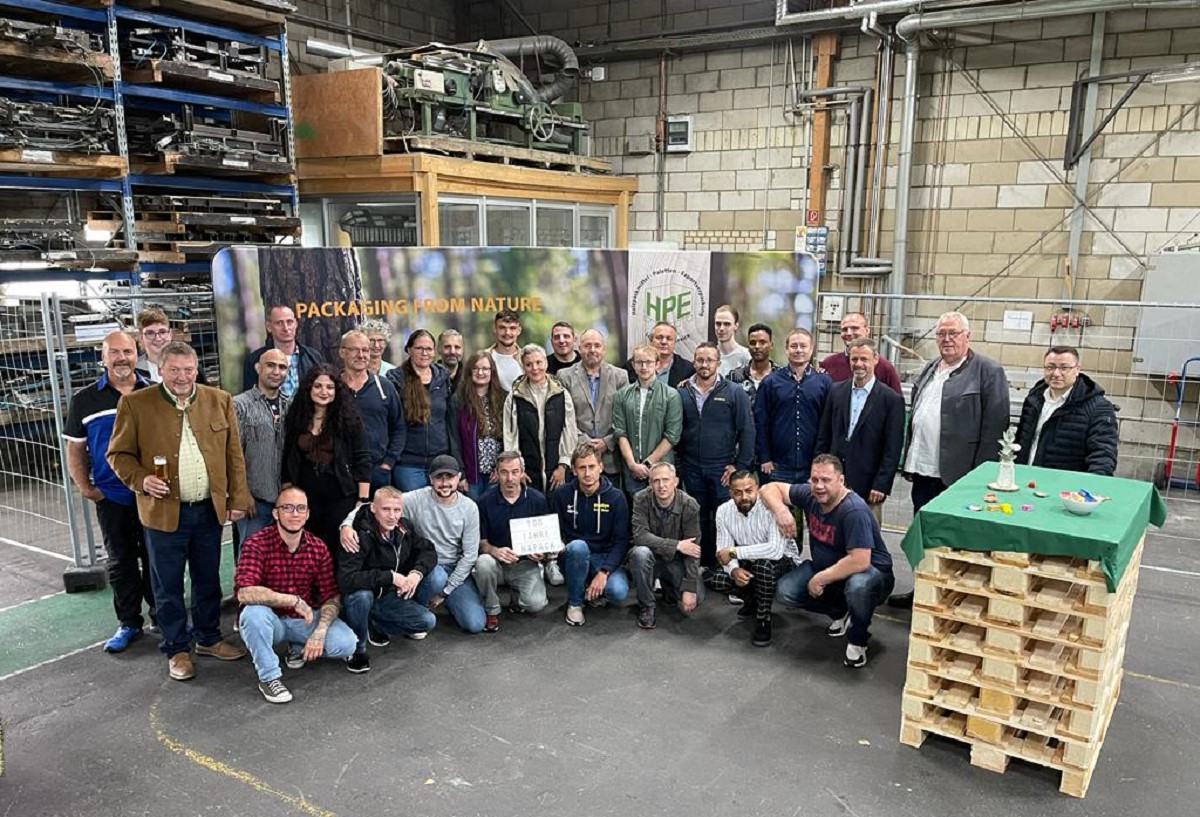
234 524 339 618
715 497 800 564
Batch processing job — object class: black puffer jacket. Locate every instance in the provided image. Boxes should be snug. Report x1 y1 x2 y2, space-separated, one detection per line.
1014 373 1118 476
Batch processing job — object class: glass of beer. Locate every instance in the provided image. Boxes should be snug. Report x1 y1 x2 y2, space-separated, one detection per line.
153 456 169 485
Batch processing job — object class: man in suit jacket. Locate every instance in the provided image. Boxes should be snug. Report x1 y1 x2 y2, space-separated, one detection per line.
815 338 905 524
625 321 693 386
558 329 630 480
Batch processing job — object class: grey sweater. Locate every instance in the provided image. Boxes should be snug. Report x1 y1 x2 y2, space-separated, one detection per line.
401 488 480 596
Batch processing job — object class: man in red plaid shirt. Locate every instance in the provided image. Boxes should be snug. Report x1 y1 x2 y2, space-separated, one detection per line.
235 486 357 703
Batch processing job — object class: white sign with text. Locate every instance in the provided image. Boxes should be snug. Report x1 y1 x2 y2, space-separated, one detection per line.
509 514 564 556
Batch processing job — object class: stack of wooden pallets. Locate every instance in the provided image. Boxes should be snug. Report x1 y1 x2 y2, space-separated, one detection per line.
899 539 1142 797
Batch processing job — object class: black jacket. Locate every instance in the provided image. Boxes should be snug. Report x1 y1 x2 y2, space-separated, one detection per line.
243 338 324 392
281 413 372 498
337 504 438 597
624 354 692 386
816 379 906 499
1014 373 1118 476
386 363 462 471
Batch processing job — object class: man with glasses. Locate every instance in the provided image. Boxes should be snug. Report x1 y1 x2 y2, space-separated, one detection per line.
625 321 694 386
108 341 253 682
1014 346 1117 476
135 307 208 385
243 305 323 398
892 311 1009 607
235 487 357 703
339 329 404 495
818 312 901 394
613 343 683 494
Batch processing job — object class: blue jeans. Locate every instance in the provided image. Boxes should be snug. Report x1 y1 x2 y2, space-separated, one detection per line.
562 539 630 607
679 461 729 567
343 589 437 652
235 498 276 545
416 564 486 633
369 465 394 497
763 465 805 485
775 561 895 646
238 604 357 682
392 466 429 491
143 500 224 657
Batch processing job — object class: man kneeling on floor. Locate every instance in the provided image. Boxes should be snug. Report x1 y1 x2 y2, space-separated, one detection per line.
760 454 895 668
552 443 631 627
339 486 438 671
234 487 357 703
705 470 801 647
628 461 703 627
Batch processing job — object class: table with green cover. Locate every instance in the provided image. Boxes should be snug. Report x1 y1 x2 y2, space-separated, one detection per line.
900 463 1167 592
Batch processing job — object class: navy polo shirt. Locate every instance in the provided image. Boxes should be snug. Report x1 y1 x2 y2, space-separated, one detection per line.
64 373 149 504
788 484 893 573
478 484 549 551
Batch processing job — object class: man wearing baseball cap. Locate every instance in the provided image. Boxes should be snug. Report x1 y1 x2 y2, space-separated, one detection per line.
341 454 485 633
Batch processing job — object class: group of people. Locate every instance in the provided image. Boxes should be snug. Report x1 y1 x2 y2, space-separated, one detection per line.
65 302 1120 704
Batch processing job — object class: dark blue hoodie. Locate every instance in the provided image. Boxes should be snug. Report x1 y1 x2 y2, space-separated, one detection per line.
549 475 629 573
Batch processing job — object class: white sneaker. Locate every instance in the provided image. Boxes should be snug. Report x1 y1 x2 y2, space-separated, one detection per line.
258 678 292 704
545 560 565 586
565 605 585 626
827 613 851 638
406 631 428 640
845 643 868 668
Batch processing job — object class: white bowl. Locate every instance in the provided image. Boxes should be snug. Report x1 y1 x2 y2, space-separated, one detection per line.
1061 493 1099 516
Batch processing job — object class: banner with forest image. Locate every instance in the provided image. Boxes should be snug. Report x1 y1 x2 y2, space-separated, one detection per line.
211 246 819 392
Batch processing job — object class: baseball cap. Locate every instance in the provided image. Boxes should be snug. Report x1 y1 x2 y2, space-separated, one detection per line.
428 455 461 477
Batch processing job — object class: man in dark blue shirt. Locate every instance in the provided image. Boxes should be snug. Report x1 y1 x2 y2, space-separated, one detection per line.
65 331 154 653
474 451 551 632
760 454 894 668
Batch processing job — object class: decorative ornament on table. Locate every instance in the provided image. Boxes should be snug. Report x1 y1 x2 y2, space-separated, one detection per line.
988 426 1021 492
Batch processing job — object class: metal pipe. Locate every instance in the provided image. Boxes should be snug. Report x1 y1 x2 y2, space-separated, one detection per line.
777 0 1002 27
896 0 1200 40
852 257 894 266
840 265 896 274
841 94 859 271
868 29 894 257
851 86 873 263
888 40 919 360
1067 13 1106 301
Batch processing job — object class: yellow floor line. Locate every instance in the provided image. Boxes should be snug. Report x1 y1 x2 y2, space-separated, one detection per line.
1125 670 1200 692
149 699 342 817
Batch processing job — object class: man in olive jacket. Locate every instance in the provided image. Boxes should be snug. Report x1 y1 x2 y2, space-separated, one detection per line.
108 342 253 682
612 343 683 494
629 462 703 625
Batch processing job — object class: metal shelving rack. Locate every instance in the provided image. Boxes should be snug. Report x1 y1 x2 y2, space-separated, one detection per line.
0 0 298 288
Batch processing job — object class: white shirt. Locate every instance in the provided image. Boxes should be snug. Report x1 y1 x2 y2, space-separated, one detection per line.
1029 390 1068 464
715 498 801 564
718 344 750 376
905 357 966 478
490 349 522 392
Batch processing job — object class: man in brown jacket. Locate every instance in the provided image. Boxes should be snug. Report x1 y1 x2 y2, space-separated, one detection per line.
109 341 254 681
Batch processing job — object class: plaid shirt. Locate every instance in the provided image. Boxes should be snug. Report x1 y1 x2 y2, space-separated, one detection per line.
234 524 339 618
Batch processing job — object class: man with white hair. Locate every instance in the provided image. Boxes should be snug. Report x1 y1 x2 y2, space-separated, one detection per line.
558 328 629 482
892 312 1009 607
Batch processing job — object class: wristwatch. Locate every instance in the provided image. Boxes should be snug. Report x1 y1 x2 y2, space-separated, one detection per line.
358 495 370 503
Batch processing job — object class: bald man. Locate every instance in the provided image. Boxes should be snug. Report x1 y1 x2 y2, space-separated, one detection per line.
65 331 155 653
558 328 630 479
234 348 292 544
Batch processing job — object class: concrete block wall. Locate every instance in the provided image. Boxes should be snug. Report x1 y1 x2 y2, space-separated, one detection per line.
289 0 456 70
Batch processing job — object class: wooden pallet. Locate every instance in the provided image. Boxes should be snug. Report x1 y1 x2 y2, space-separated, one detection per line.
0 40 114 83
386 134 613 174
87 210 300 236
132 152 294 182
124 60 279 102
0 150 125 178
120 0 287 32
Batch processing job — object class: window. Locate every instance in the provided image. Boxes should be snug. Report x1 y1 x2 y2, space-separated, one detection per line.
485 203 531 246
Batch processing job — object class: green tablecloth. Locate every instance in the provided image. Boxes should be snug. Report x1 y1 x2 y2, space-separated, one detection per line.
900 463 1167 592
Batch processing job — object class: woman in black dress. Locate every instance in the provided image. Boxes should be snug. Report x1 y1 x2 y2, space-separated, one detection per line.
281 364 371 561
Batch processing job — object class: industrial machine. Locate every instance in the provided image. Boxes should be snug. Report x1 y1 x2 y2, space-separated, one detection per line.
126 105 289 170
377 37 588 154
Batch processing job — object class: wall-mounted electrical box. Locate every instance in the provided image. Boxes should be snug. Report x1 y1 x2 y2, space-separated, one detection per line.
665 115 694 153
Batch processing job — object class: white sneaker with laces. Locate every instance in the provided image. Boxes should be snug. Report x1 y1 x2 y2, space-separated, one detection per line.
545 560 565 586
565 605 585 626
844 643 868 668
827 613 851 638
258 678 293 704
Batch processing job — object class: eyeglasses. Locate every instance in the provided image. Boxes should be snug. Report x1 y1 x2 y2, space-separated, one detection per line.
410 346 435 354
142 329 171 338
1044 364 1078 373
472 366 492 374
633 359 657 366
342 347 370 354
275 503 309 514
935 330 964 340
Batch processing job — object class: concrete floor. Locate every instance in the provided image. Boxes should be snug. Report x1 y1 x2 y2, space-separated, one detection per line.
1 482 1197 817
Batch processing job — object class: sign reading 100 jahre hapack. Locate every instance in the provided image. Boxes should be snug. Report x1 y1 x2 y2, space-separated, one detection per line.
509 515 565 557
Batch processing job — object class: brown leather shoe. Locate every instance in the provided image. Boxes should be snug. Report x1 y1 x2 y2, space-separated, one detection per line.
168 652 195 681
194 640 247 661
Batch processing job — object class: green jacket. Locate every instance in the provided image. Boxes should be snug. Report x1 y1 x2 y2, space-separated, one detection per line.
611 379 683 482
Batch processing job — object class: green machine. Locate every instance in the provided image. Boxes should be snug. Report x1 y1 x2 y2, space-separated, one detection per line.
379 37 588 154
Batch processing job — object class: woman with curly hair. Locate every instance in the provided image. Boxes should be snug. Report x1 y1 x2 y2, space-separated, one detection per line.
451 351 507 499
281 364 371 560
385 329 460 490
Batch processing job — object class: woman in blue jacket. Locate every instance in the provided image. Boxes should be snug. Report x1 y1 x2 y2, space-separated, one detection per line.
386 329 462 489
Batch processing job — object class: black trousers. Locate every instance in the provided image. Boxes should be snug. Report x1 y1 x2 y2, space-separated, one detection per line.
95 498 155 629
910 473 948 514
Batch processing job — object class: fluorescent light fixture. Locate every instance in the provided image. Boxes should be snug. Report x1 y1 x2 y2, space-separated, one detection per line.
1150 61 1200 85
305 37 382 62
0 260 48 271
